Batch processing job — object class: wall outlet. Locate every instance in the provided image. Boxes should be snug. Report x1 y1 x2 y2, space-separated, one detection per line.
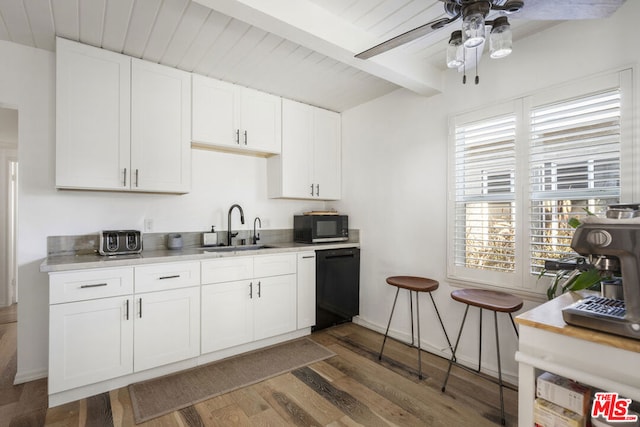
144 218 153 232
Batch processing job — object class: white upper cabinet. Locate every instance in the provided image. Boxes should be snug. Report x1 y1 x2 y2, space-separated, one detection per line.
56 37 131 191
55 38 191 193
131 59 191 193
239 86 282 154
191 74 281 156
191 75 236 149
268 99 341 200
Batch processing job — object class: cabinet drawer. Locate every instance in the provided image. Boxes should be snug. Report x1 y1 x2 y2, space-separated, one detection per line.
201 257 253 284
254 253 296 278
135 261 200 293
49 267 134 304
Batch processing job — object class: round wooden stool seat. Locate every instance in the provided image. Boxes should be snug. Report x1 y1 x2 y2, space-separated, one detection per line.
386 276 439 293
451 288 523 313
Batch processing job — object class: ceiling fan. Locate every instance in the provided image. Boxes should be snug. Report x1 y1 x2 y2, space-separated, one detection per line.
355 0 628 61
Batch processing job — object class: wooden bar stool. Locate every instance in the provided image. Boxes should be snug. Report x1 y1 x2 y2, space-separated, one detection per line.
379 276 453 380
441 288 522 425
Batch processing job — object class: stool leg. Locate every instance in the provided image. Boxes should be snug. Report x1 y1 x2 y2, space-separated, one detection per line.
442 304 469 392
478 308 483 373
428 292 454 360
416 291 423 380
409 290 415 347
509 313 519 338
494 311 506 426
379 287 400 361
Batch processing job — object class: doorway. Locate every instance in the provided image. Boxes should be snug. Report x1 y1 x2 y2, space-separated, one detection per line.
0 107 18 307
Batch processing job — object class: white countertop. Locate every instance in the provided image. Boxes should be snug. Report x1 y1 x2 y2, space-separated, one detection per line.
40 241 360 273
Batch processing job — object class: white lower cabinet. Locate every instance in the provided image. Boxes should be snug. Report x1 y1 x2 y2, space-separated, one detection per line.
47 250 320 405
297 252 316 329
201 280 254 353
48 262 200 393
49 295 133 394
253 274 297 341
201 253 297 354
133 286 200 372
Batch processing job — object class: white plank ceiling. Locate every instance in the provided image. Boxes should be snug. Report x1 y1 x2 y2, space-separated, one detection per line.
0 0 562 111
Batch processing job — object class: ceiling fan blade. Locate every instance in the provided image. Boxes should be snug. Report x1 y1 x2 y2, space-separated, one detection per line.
511 0 627 20
355 16 457 60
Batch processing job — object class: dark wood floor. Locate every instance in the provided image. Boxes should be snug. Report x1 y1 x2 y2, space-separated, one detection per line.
0 304 517 426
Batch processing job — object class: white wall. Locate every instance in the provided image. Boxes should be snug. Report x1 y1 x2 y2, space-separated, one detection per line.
0 39 326 382
338 0 640 382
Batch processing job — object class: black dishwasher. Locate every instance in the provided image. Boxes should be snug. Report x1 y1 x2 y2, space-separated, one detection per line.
314 247 360 331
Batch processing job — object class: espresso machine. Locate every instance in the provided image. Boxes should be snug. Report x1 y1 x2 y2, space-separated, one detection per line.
561 210 640 340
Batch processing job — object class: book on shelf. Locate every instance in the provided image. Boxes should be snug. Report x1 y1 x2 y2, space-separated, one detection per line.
534 398 585 427
536 371 591 416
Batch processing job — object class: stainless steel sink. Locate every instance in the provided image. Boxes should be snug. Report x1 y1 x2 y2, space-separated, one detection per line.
203 244 274 253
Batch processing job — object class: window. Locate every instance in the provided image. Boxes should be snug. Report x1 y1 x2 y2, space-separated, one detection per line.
448 70 633 295
529 90 622 275
453 115 517 274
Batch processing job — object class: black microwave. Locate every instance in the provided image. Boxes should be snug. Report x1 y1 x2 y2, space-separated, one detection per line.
294 215 349 243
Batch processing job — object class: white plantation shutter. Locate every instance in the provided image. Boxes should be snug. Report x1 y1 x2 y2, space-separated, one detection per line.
448 70 631 294
453 114 517 273
529 89 621 273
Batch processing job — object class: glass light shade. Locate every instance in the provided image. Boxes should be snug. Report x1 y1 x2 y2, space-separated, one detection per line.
446 31 464 68
462 12 485 48
490 18 512 59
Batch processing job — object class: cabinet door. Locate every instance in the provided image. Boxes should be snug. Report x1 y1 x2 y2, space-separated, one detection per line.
56 37 131 190
313 108 341 200
254 274 297 341
240 87 282 155
280 99 314 198
49 296 133 393
201 281 253 354
131 59 191 193
297 252 316 329
133 287 200 372
191 74 237 148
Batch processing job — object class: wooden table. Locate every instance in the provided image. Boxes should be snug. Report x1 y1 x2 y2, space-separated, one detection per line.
515 291 640 427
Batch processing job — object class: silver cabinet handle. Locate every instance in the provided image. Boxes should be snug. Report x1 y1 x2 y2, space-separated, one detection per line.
249 282 253 299
310 184 314 196
302 255 315 259
236 129 240 144
159 275 180 280
123 168 127 187
138 298 142 318
80 283 107 289
316 184 320 197
257 281 261 298
125 299 129 320
135 169 139 187
244 130 247 145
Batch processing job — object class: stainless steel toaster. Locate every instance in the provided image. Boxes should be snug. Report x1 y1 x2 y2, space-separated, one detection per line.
99 230 142 255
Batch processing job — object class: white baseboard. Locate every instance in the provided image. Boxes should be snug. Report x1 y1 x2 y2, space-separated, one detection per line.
14 368 48 385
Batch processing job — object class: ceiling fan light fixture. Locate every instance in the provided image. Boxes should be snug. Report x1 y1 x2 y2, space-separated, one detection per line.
462 11 486 48
446 30 465 68
489 16 513 59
